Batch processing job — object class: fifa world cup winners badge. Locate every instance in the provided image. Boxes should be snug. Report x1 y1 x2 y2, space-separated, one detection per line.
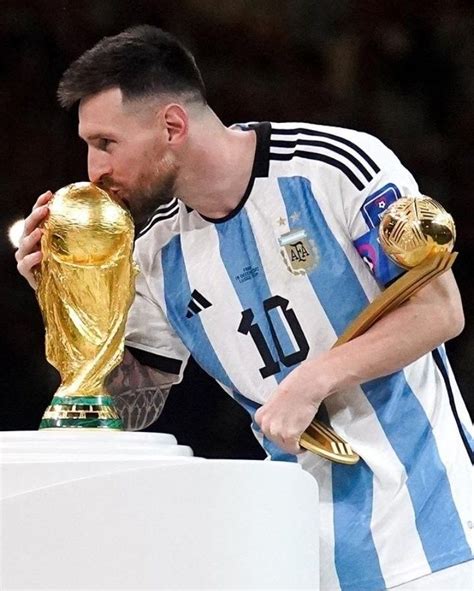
279 229 319 275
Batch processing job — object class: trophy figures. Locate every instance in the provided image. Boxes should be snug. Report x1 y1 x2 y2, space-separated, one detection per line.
36 182 137 429
299 196 457 463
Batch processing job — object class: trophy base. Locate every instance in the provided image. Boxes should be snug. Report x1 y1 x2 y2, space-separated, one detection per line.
39 395 123 430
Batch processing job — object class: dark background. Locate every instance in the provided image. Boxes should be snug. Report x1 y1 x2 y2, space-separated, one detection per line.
1 0 472 458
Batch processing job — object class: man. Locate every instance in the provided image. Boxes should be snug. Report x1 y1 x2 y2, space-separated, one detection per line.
16 26 473 590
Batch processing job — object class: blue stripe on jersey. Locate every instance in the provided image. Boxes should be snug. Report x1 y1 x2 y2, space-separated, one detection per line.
277 176 368 336
332 461 385 591
162 234 297 463
277 176 471 576
215 210 294 380
362 374 473 569
278 176 382 585
161 235 234 389
233 391 297 462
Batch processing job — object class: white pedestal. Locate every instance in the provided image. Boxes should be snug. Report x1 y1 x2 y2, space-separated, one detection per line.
0 431 319 590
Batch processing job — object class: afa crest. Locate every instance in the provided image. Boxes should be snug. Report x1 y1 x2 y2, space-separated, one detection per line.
279 228 318 275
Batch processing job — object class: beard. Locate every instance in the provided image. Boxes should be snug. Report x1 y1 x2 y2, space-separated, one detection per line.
126 169 177 229
101 156 178 230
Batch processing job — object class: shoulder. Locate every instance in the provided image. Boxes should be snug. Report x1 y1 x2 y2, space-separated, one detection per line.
268 121 388 156
267 122 394 190
133 198 182 270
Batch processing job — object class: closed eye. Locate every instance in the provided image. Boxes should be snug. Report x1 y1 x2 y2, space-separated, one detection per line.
97 138 113 151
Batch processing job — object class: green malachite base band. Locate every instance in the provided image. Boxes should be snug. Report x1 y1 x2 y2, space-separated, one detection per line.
39 393 123 430
40 418 123 429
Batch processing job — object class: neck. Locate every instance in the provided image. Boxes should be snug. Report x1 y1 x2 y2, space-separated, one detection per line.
175 108 257 218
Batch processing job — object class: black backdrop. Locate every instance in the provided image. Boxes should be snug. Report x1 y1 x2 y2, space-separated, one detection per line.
1 0 472 458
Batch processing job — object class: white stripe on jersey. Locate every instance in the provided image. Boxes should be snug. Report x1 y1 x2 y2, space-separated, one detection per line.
180 214 280 401
324 387 431 584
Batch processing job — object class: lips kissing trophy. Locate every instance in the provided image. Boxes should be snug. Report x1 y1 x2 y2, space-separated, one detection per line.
299 195 457 464
36 182 137 429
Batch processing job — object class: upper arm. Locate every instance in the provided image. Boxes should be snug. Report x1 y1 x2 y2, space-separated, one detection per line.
409 269 465 339
125 247 190 379
107 348 180 396
329 132 421 288
111 239 190 431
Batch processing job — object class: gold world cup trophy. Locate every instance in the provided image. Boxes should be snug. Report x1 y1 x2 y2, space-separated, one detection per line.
299 195 457 464
36 182 137 429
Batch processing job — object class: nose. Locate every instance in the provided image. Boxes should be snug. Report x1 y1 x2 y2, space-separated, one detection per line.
87 147 112 184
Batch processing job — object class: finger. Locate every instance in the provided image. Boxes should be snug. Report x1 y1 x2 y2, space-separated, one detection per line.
289 437 305 454
278 437 302 455
32 191 53 211
22 205 49 237
17 251 42 289
15 227 43 262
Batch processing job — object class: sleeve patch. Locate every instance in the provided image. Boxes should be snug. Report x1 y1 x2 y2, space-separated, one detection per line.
361 183 401 229
354 227 405 286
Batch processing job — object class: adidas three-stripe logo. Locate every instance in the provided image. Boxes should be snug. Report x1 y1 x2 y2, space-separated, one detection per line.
186 290 212 318
269 126 380 191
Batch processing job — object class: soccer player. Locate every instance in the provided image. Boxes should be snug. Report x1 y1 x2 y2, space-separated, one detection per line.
16 26 473 590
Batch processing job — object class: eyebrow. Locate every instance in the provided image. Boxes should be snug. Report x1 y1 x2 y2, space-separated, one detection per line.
80 132 106 141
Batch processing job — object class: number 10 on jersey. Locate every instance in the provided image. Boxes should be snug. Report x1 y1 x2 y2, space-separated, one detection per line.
238 295 309 378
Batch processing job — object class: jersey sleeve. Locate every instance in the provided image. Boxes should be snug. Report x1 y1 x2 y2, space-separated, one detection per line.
341 134 422 287
125 266 190 381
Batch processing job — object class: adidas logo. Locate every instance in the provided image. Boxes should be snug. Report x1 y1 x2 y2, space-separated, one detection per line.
186 290 212 318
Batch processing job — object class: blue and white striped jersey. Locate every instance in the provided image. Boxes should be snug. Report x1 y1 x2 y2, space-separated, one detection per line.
125 122 473 590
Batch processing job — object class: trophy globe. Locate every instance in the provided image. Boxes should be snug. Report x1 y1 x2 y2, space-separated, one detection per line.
379 196 456 269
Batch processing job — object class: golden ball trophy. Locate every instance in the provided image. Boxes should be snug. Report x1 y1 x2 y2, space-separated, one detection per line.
36 182 137 429
299 195 457 464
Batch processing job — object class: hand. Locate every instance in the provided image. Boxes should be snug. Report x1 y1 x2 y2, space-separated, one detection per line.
15 191 52 289
255 360 331 455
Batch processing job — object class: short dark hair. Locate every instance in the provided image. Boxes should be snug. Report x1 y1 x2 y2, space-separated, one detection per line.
57 25 206 109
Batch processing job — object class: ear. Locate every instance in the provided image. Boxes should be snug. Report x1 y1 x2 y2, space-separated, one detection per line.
162 104 188 145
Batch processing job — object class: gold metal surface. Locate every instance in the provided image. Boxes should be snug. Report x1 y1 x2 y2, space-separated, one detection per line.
300 195 457 464
379 195 456 269
333 251 457 347
42 405 120 421
299 422 359 465
36 182 137 427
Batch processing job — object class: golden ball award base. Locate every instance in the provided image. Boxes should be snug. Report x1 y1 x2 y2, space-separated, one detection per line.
36 182 137 430
299 195 457 464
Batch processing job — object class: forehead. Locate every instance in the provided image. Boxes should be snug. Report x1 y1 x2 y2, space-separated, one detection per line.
78 87 154 139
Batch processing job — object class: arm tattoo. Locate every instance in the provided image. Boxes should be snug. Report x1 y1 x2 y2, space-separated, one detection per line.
105 349 177 431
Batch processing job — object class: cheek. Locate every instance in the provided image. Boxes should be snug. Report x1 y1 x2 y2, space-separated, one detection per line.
114 150 149 183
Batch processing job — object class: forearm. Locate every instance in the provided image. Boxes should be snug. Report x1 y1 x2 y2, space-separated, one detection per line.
315 270 464 396
254 271 464 454
105 348 177 430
